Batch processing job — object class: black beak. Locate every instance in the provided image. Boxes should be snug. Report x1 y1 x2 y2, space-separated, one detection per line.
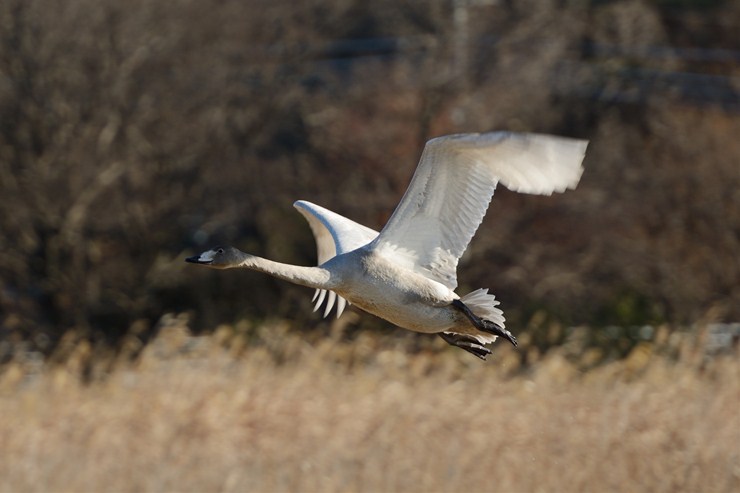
185 255 210 264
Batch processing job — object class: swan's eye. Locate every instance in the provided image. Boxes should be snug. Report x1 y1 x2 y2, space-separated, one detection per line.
216 248 224 254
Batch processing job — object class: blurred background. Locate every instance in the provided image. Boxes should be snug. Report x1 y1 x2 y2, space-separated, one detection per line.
1 0 739 360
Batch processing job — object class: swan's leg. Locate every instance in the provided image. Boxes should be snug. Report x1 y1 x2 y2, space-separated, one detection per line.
438 333 492 360
451 299 518 347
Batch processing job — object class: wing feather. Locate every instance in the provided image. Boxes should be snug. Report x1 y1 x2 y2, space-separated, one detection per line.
294 200 380 318
313 289 327 312
370 132 587 289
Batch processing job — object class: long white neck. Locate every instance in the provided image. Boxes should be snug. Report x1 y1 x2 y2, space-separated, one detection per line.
235 254 333 290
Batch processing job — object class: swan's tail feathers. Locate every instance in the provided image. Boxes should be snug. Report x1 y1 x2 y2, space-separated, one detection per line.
312 289 349 318
467 331 497 345
460 288 506 329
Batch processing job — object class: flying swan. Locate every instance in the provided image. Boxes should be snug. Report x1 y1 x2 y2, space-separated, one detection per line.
187 132 587 359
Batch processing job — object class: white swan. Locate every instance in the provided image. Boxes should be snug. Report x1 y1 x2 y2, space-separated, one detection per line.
187 132 588 359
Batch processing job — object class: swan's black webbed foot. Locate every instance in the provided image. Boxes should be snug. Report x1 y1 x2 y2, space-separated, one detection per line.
480 318 518 347
438 332 492 360
451 299 518 347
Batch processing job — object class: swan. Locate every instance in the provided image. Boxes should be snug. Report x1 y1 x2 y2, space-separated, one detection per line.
186 132 588 359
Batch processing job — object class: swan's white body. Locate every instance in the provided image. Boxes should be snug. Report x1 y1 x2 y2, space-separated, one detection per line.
188 132 588 357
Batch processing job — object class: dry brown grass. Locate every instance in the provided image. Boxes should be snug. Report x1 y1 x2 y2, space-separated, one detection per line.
1 323 738 493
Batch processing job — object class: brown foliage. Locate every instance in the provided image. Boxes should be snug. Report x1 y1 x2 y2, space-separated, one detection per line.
0 0 738 353
0 324 738 492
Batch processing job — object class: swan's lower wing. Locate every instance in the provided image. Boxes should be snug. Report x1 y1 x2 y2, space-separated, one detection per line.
312 289 350 318
370 132 588 289
295 200 377 318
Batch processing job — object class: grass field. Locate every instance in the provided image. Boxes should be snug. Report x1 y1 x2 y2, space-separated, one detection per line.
1 322 738 493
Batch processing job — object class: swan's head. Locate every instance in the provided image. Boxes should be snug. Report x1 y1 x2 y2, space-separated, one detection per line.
185 246 244 269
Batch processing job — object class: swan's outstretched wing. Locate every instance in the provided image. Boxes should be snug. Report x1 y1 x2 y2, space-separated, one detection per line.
370 132 588 289
294 200 379 317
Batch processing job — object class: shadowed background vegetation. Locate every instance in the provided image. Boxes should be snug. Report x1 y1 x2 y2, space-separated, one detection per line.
1 0 739 359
